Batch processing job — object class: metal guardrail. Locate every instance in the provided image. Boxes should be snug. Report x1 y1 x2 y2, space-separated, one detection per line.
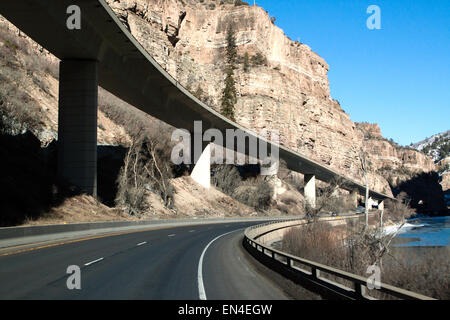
243 218 436 300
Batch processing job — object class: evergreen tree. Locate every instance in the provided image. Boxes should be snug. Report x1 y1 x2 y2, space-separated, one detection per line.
221 23 237 121
225 24 237 65
221 65 237 120
243 52 250 72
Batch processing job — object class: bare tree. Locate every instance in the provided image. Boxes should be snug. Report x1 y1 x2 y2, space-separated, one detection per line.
305 177 346 222
359 141 370 229
115 126 175 215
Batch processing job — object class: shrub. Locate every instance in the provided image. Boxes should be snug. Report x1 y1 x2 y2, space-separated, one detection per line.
277 203 289 214
251 52 267 66
212 165 274 211
115 126 175 215
243 52 250 72
303 177 349 221
233 182 273 210
280 195 298 205
384 192 414 222
234 0 249 6
254 182 273 209
282 220 449 299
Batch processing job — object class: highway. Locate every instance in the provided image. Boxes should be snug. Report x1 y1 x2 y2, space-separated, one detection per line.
0 222 288 300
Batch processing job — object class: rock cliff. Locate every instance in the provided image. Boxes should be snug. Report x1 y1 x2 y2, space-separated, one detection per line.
105 0 436 194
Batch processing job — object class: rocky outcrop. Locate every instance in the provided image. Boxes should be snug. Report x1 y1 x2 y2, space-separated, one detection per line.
438 157 450 191
103 0 437 195
441 173 450 192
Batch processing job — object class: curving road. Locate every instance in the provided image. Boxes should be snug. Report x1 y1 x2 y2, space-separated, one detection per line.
0 222 288 300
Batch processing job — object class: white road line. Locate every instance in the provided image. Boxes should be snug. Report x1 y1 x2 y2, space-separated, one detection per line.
189 230 195 233
84 257 104 266
168 234 176 237
197 228 242 300
137 242 147 246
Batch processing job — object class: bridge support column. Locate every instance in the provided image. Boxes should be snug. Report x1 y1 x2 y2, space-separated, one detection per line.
379 200 385 227
190 143 211 189
304 174 316 208
350 189 358 208
57 60 98 196
368 197 374 209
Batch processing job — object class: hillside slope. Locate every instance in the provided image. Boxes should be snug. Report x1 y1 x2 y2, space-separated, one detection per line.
411 130 450 163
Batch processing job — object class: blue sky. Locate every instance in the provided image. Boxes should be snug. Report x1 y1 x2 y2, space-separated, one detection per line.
256 0 450 146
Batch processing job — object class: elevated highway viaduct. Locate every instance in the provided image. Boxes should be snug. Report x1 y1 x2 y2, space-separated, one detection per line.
0 0 393 207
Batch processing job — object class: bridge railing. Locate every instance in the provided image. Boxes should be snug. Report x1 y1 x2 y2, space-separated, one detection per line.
243 217 435 300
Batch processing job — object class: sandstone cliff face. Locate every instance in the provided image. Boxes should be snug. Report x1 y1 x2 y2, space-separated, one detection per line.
105 0 436 194
356 123 436 173
438 157 450 191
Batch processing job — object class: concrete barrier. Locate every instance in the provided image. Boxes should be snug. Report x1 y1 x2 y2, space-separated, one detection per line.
0 216 290 249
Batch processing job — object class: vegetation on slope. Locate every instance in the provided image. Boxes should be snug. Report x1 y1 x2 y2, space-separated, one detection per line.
282 200 449 299
220 23 237 121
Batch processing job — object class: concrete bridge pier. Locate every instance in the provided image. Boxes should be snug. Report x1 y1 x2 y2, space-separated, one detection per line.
368 197 375 209
350 189 359 208
190 131 211 189
304 174 316 208
378 200 384 211
190 143 211 189
57 59 98 196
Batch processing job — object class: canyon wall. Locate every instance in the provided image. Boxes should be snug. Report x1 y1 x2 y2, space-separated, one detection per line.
105 0 436 195
0 0 437 195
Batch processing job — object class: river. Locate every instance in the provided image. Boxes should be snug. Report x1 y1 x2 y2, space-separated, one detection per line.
392 216 450 247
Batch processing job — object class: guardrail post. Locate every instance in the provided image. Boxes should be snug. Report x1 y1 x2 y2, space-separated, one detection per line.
355 283 367 299
311 267 319 279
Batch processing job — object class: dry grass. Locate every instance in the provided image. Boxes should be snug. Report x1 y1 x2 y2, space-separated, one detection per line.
0 22 57 136
212 164 274 211
282 219 449 299
98 88 173 142
384 192 415 222
22 195 131 225
114 124 175 216
379 246 450 300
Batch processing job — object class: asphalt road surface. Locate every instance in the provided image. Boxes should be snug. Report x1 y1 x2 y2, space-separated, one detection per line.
0 222 288 300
